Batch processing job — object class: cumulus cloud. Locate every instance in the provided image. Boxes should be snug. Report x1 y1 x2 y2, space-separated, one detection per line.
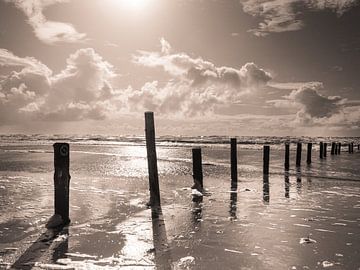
6 0 86 44
131 38 272 116
0 47 122 124
241 0 359 36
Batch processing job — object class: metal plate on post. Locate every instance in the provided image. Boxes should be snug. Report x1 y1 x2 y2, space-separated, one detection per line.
60 144 69 157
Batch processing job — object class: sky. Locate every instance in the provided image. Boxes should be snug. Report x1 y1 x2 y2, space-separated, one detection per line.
0 0 359 136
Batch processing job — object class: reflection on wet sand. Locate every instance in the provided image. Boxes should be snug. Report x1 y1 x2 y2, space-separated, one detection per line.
11 226 68 269
263 175 270 204
191 196 203 224
296 168 302 194
151 207 172 270
284 172 290 198
229 192 238 219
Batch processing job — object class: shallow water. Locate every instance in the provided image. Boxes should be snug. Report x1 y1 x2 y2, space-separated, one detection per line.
0 136 359 269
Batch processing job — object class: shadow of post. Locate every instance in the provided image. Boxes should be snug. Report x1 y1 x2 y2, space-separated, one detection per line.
151 207 172 270
11 226 69 269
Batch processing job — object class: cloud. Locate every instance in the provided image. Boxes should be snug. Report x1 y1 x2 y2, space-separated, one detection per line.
6 0 86 44
131 38 273 116
241 0 359 36
0 47 122 124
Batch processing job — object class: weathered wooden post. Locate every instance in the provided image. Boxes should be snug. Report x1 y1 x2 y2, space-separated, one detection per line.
324 143 327 157
320 142 324 159
358 144 360 151
331 142 335 155
192 147 203 191
338 143 341 155
52 143 71 226
296 142 302 167
351 143 354 153
306 143 312 164
348 143 351 153
284 143 290 170
145 112 161 207
230 138 238 189
263 145 270 176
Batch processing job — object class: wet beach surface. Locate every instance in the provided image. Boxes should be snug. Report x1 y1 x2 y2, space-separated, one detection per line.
0 141 359 269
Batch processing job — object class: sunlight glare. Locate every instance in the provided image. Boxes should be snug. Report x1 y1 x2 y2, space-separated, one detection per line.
114 0 151 11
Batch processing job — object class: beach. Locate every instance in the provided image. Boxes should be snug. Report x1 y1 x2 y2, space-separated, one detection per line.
0 135 359 269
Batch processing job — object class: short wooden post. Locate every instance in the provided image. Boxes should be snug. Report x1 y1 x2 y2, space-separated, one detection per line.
192 147 203 191
53 143 71 225
348 143 351 153
145 112 161 207
324 143 327 157
230 138 238 188
284 143 290 170
306 143 312 164
338 143 341 155
331 142 335 155
334 143 338 155
296 142 302 167
263 145 270 176
319 142 324 159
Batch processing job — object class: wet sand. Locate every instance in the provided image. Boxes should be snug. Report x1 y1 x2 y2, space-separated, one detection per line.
0 146 360 269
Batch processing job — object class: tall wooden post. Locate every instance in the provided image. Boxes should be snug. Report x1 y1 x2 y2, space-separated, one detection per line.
338 143 341 155
306 143 312 164
296 142 302 167
53 143 71 225
324 143 327 157
331 142 335 155
230 138 238 189
263 145 270 176
192 147 203 191
319 142 324 159
145 112 161 207
284 143 290 170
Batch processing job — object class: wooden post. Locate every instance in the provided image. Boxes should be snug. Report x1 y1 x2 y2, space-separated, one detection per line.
296 142 302 167
319 142 324 159
331 142 335 155
351 142 354 154
284 143 290 170
192 147 203 191
358 144 360 151
145 112 161 207
338 143 341 155
263 145 270 176
230 138 238 189
334 143 338 155
53 143 71 225
306 143 312 164
348 143 351 153
324 143 327 157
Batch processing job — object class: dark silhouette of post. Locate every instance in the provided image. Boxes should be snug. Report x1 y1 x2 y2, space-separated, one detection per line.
230 138 238 187
319 142 324 159
53 143 71 225
192 147 203 191
306 143 312 164
348 143 351 153
338 143 341 155
331 142 335 155
296 142 302 167
324 143 327 157
263 145 270 176
334 143 338 155
145 112 161 207
284 143 290 171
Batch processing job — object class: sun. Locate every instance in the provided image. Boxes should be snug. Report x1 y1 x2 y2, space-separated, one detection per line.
115 0 151 10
